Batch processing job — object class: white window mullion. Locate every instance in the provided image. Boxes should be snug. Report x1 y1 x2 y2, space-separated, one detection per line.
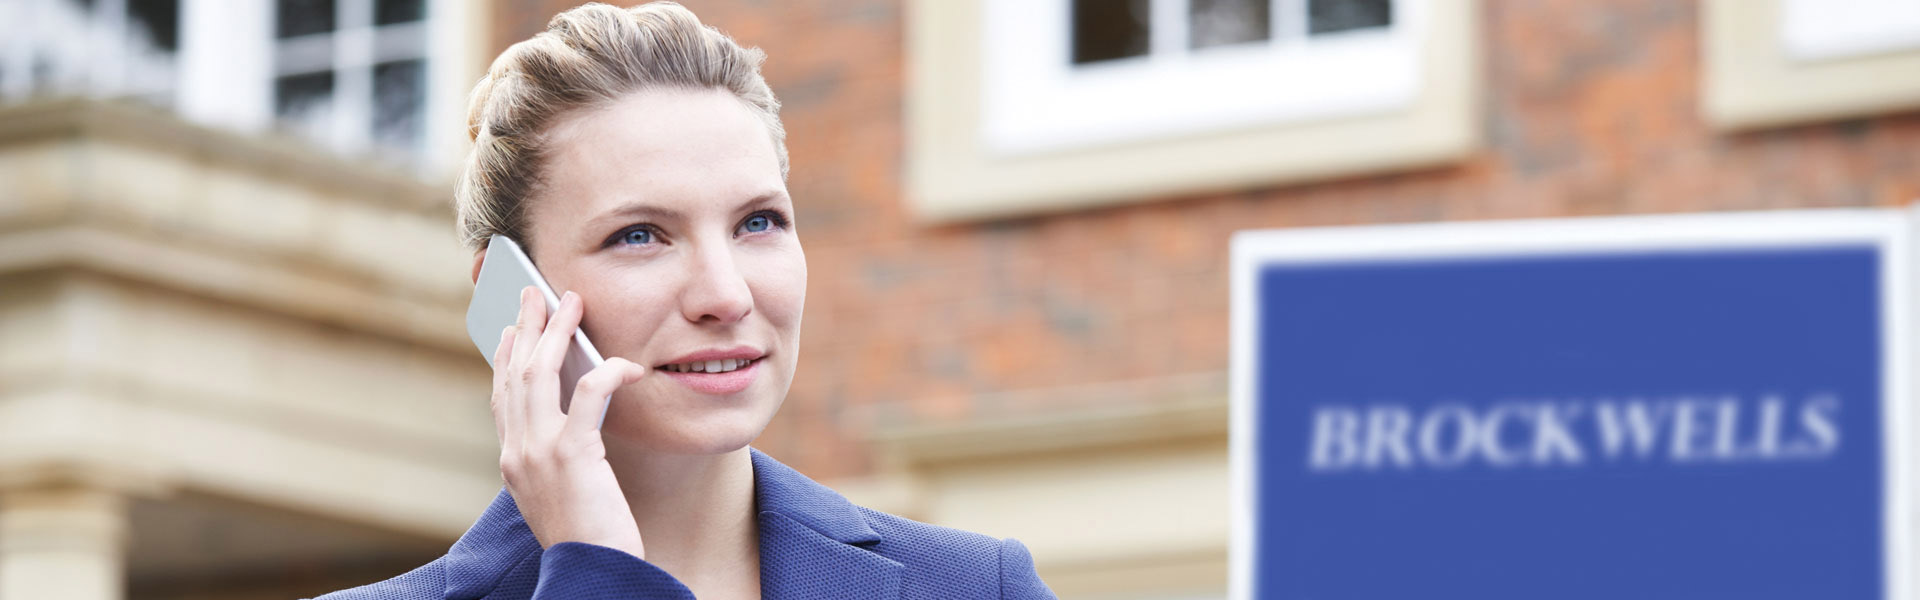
333 63 373 153
1149 0 1191 60
332 0 375 153
1275 0 1309 46
425 0 478 174
179 0 274 131
86 0 130 96
0 0 37 100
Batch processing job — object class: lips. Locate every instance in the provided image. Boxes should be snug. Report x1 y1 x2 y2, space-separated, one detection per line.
653 346 765 395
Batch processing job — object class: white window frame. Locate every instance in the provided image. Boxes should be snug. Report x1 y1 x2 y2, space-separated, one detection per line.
1703 0 1920 131
181 0 476 173
981 0 1423 156
1780 0 1920 62
905 0 1476 222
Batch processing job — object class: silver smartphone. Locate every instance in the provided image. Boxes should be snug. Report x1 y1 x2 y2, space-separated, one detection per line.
466 234 610 426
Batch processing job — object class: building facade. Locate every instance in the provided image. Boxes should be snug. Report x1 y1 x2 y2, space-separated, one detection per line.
0 0 1917 598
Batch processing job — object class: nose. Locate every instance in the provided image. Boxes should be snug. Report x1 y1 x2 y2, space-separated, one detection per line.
679 239 753 324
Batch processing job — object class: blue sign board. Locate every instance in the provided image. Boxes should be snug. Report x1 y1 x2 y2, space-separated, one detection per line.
1230 211 1912 600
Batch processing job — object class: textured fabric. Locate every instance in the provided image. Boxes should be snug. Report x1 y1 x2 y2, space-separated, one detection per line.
533 543 696 599
312 448 1058 599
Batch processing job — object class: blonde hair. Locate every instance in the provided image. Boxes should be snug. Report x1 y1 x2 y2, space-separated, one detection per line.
454 1 786 252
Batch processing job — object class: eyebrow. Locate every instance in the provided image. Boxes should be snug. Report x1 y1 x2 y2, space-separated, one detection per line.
584 190 789 232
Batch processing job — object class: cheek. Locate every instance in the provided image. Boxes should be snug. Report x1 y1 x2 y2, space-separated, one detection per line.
749 245 807 326
574 264 679 349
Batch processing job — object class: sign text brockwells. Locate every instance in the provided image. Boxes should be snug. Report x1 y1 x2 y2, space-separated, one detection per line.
1307 392 1841 471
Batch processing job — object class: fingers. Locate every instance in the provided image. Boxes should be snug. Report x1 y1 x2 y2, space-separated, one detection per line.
524 290 584 428
509 286 545 376
531 291 584 388
502 286 545 444
564 358 650 437
492 325 517 372
491 325 518 444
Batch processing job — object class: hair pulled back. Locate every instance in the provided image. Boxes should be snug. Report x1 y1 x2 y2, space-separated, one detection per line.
455 1 786 251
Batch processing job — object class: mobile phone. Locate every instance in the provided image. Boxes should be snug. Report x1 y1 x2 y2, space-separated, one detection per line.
465 234 610 426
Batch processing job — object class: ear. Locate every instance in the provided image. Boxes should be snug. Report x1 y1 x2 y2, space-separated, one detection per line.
470 247 486 285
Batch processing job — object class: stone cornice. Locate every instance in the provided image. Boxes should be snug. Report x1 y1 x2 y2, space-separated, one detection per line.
868 372 1229 466
0 99 477 353
0 224 472 354
0 98 454 216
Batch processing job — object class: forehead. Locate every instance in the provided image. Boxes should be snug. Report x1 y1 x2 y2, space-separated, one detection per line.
537 88 784 221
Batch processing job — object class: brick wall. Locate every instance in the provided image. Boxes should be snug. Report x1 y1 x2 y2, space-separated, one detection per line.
489 0 1920 478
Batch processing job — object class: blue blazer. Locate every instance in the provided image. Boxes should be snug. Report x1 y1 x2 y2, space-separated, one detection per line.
314 448 1057 599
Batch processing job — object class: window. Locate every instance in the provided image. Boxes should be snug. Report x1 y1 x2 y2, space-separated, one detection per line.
0 0 476 174
271 0 431 159
0 0 182 106
1068 0 1393 64
906 0 1476 221
1703 0 1920 131
984 0 1416 156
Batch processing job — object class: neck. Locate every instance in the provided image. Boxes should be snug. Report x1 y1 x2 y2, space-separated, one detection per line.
602 442 759 593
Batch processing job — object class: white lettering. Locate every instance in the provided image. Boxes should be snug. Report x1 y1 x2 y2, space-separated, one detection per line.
1308 407 1363 472
1596 401 1669 461
1531 403 1585 465
1481 403 1527 467
1301 392 1846 473
1798 394 1841 457
1669 398 1709 462
1364 405 1415 469
1418 404 1479 468
1754 395 1786 457
1710 396 1743 460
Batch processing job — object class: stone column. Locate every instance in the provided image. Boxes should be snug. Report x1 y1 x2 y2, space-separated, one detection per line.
0 487 128 600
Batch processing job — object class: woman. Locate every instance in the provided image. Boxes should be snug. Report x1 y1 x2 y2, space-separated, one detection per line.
315 2 1054 599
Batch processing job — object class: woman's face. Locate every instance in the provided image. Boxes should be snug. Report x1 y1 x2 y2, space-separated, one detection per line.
509 87 803 456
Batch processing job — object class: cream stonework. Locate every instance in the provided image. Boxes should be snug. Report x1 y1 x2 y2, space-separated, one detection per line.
0 99 497 599
852 375 1233 599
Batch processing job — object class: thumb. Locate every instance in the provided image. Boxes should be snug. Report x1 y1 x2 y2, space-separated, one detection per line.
619 360 651 384
563 358 648 435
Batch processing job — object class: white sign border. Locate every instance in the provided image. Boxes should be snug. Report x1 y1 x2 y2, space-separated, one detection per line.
1228 208 1916 600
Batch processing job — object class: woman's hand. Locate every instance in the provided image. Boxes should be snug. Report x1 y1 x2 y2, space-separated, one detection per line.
492 285 650 559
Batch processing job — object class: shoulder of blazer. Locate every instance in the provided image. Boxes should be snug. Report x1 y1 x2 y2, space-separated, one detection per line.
854 505 1017 597
314 448 1056 599
850 507 1057 599
312 486 540 600
754 448 1048 599
307 556 454 600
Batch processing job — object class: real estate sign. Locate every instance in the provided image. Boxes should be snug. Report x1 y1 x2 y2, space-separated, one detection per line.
1230 210 1914 600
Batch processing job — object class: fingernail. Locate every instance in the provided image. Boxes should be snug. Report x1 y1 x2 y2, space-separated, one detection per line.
500 325 513 340
563 290 578 305
521 286 534 303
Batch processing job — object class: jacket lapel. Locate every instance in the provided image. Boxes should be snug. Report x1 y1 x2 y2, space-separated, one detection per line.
751 448 902 600
757 511 903 599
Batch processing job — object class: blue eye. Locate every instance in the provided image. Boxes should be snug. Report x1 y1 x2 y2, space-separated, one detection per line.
742 215 771 233
620 228 655 245
737 210 790 235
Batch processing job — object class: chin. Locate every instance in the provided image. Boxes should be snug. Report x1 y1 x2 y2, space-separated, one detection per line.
598 385 781 456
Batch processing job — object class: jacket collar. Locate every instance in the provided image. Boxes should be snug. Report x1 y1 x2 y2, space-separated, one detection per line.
442 447 894 599
748 447 882 545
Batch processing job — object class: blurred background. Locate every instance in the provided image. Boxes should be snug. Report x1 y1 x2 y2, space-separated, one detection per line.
0 0 1917 598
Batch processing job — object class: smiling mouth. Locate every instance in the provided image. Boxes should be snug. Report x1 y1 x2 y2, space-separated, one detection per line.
657 358 759 373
